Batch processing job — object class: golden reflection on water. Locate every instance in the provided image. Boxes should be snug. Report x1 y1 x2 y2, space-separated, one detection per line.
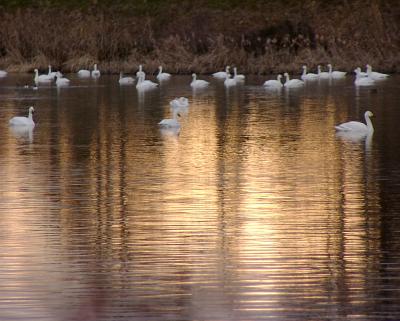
0 76 387 320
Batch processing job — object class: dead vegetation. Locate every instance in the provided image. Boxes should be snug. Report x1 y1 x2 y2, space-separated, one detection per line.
0 0 398 74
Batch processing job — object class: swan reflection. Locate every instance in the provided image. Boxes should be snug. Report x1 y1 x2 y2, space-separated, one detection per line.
10 125 34 142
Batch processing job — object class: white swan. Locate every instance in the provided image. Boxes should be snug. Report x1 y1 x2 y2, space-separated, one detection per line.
301 65 319 80
233 67 245 81
355 66 368 77
91 64 101 78
335 111 374 134
136 65 145 78
9 106 35 127
34 68 53 84
224 73 237 87
47 65 58 78
119 72 135 85
327 64 346 78
77 68 91 78
263 74 283 88
156 66 171 81
136 73 158 91
283 72 305 88
0 70 8 77
158 110 181 128
354 68 374 86
317 65 330 79
213 66 230 79
55 72 70 87
366 64 389 80
191 73 209 89
170 97 189 109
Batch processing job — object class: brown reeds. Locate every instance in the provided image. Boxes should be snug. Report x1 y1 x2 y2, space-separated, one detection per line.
0 0 399 75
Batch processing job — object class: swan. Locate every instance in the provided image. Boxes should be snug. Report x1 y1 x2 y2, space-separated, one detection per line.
9 106 35 127
263 74 283 88
136 73 158 91
327 64 346 78
224 73 237 87
34 68 53 84
119 72 135 85
366 64 389 80
233 67 245 81
55 72 70 87
136 65 145 78
335 111 374 134
0 70 8 77
354 68 374 86
317 65 330 79
158 110 181 129
301 65 319 80
355 66 368 77
156 66 171 81
213 66 230 79
170 97 189 109
47 65 59 78
77 68 91 78
91 64 101 78
191 73 209 89
283 72 304 88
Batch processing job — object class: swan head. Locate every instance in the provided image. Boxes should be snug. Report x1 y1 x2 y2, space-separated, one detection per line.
192 73 196 78
365 110 373 117
283 72 289 77
29 106 34 113
34 68 38 73
327 64 332 68
277 74 283 80
302 65 307 69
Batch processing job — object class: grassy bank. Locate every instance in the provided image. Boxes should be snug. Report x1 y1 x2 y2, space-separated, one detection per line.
0 0 399 74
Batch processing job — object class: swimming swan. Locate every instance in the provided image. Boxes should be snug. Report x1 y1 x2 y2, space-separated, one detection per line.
335 111 374 134
213 66 230 79
301 65 318 80
136 65 145 78
366 64 389 80
136 73 158 90
327 64 346 78
34 68 53 83
233 67 245 81
77 68 91 78
224 73 237 87
317 65 330 79
170 97 189 109
263 74 283 88
47 65 59 78
158 110 181 128
119 72 135 85
191 73 209 89
0 70 7 77
283 73 305 88
55 73 70 87
156 66 171 81
354 68 374 86
91 64 101 78
9 106 35 127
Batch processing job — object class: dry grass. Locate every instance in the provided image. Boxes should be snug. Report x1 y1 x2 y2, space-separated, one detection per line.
0 0 399 75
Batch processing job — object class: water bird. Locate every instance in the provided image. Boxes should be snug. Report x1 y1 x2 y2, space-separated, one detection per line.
55 72 70 87
9 106 35 127
317 65 330 79
77 68 91 78
233 67 245 81
224 73 237 87
354 68 374 86
34 68 53 84
213 66 230 79
366 64 389 80
156 66 171 81
47 65 59 78
327 64 346 78
170 97 189 109
283 72 305 88
301 65 319 80
91 64 101 78
0 70 8 77
136 73 158 91
118 72 135 85
136 65 145 78
263 74 283 88
335 111 374 134
158 110 181 129
191 73 209 89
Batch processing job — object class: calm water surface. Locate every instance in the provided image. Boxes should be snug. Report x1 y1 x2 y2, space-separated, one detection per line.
1 73 400 321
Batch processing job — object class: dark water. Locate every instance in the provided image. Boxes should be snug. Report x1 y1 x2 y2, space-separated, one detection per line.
1 73 400 321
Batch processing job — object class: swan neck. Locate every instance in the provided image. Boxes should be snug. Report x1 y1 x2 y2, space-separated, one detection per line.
365 113 374 132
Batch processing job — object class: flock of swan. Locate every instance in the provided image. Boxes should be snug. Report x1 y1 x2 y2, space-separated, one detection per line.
6 62 386 138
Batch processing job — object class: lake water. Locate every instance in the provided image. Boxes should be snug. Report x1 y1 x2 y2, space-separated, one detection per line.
1 73 400 321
